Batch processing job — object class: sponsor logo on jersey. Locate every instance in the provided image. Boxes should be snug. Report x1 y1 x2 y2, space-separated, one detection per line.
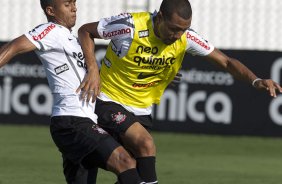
111 112 127 124
186 32 210 50
72 52 86 69
54 63 69 75
133 46 176 69
137 72 161 79
132 81 158 88
31 23 56 41
103 28 131 38
138 29 149 38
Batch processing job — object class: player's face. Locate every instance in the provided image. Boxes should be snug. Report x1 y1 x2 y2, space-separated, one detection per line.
52 0 77 29
156 11 191 45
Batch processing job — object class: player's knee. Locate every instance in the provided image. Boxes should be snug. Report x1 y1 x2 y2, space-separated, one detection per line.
137 135 156 156
119 151 136 168
107 147 136 174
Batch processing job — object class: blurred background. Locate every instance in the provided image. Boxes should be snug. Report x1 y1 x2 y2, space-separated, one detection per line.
1 1 282 183
1 0 282 50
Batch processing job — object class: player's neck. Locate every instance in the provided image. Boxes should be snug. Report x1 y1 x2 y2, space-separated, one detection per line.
50 18 73 31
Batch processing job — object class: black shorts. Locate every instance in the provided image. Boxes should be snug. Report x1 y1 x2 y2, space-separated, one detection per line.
95 98 153 135
50 116 120 169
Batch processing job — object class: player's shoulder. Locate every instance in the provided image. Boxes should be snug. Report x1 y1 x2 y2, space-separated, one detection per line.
28 22 58 41
185 28 209 44
112 12 133 19
98 12 134 38
185 28 199 37
30 22 57 34
130 11 150 17
114 12 150 20
101 12 133 24
185 28 214 54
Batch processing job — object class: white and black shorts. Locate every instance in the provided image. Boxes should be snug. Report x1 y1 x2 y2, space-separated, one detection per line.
50 116 120 169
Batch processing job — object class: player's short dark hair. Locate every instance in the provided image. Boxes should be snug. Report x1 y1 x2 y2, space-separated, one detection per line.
40 0 54 16
160 0 192 20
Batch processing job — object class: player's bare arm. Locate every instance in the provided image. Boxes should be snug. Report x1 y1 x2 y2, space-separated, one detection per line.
0 35 36 68
205 48 282 97
77 22 101 103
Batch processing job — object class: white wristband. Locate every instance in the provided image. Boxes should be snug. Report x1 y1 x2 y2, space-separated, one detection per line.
252 78 262 87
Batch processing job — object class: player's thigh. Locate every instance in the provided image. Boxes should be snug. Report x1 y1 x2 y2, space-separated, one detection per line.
121 122 156 155
81 134 121 170
95 99 138 134
50 116 113 165
122 114 154 147
62 158 98 184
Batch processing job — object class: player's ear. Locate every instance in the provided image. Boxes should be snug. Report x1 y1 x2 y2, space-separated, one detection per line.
46 6 55 17
157 11 162 21
157 11 167 25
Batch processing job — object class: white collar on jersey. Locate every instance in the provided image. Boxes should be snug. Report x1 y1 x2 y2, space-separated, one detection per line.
50 21 73 34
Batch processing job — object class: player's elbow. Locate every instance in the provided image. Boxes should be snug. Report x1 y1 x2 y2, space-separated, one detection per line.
78 22 100 39
78 24 89 38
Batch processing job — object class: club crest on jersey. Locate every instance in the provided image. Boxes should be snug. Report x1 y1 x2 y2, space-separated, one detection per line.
92 125 108 134
54 63 69 75
138 29 149 38
111 112 127 124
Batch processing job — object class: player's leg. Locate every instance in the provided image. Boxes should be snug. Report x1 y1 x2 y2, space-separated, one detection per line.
80 132 144 184
124 115 157 184
62 156 98 184
50 116 144 184
95 99 158 183
121 122 157 184
87 167 98 183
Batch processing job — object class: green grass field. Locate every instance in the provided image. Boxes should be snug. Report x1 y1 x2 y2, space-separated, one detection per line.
1 124 282 184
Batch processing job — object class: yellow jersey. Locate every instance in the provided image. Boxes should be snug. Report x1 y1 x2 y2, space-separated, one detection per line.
100 12 187 108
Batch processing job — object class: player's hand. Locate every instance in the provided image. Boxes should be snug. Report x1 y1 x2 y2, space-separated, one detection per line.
169 73 182 87
76 67 100 103
253 79 282 97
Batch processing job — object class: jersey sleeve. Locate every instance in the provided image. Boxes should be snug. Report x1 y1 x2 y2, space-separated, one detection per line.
24 23 58 51
185 28 214 56
97 13 134 40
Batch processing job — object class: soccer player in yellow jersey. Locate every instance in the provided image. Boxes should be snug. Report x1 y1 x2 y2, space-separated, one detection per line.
0 1 147 184
78 0 282 183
